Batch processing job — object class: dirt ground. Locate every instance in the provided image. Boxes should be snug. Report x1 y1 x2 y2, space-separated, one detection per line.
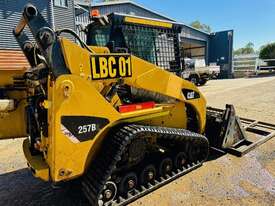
0 76 275 206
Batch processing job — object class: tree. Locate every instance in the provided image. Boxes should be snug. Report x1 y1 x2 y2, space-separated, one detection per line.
259 43 275 66
190 20 211 33
234 42 255 56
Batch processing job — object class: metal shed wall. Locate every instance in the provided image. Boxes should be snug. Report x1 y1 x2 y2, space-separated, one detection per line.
53 0 76 32
0 0 76 50
0 0 50 49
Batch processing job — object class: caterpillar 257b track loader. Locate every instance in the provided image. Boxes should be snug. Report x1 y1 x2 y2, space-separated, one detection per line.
0 4 274 206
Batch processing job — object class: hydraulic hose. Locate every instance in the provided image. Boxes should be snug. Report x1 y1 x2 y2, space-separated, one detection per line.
55 28 94 54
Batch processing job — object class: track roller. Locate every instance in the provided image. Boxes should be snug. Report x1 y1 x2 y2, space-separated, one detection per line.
101 181 117 204
174 152 187 169
139 164 156 185
118 172 138 196
159 157 173 177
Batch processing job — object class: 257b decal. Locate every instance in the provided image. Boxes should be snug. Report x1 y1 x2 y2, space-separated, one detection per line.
78 124 97 134
90 55 132 80
61 116 109 143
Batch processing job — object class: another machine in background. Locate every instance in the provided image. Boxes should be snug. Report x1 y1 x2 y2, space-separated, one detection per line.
181 58 220 86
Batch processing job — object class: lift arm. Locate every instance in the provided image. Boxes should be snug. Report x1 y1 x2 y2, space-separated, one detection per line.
13 3 70 77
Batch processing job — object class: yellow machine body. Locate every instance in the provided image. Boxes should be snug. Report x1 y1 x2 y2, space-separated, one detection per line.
0 69 27 139
0 4 207 184
0 37 206 182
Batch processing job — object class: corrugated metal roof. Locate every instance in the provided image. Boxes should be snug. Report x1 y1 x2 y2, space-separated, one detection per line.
180 23 210 35
75 4 89 16
92 0 176 22
75 0 91 6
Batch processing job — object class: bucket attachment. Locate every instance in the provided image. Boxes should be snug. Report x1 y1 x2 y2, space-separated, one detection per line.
206 105 275 157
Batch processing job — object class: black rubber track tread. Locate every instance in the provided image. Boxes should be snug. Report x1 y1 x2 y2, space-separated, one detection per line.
82 125 209 206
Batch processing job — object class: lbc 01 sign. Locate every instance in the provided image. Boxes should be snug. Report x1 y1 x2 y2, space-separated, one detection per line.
90 55 132 80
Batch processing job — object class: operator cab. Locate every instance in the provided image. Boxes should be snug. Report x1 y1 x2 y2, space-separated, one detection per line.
85 13 183 74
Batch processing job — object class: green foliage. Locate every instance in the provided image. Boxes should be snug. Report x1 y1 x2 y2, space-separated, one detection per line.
259 43 275 66
234 42 255 56
190 20 211 33
259 43 275 59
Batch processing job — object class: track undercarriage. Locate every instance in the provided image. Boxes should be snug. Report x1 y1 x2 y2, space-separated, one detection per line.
82 125 209 206
82 105 275 206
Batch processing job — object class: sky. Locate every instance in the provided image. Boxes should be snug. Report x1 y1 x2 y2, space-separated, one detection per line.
136 0 275 50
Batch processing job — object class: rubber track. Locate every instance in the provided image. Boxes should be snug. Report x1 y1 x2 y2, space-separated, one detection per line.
82 125 209 206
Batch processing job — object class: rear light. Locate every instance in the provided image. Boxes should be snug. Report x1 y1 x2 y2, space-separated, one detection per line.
119 102 155 113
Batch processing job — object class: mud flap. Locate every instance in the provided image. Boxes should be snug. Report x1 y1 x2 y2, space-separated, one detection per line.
206 105 275 157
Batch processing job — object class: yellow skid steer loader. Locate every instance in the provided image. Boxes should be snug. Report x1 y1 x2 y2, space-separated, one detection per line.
0 4 274 206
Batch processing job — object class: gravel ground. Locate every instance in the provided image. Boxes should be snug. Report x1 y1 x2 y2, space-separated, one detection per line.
0 76 275 206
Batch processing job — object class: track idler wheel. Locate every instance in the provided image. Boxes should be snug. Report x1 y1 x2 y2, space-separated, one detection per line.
99 181 117 205
139 164 156 185
159 158 173 177
119 172 138 196
188 143 203 162
174 152 187 169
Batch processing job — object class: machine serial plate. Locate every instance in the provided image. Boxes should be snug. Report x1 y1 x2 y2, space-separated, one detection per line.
90 55 132 80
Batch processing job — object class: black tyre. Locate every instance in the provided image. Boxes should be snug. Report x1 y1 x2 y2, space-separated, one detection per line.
189 74 199 85
199 78 207 86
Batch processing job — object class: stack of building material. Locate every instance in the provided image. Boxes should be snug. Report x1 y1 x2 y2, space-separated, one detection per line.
0 50 29 71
